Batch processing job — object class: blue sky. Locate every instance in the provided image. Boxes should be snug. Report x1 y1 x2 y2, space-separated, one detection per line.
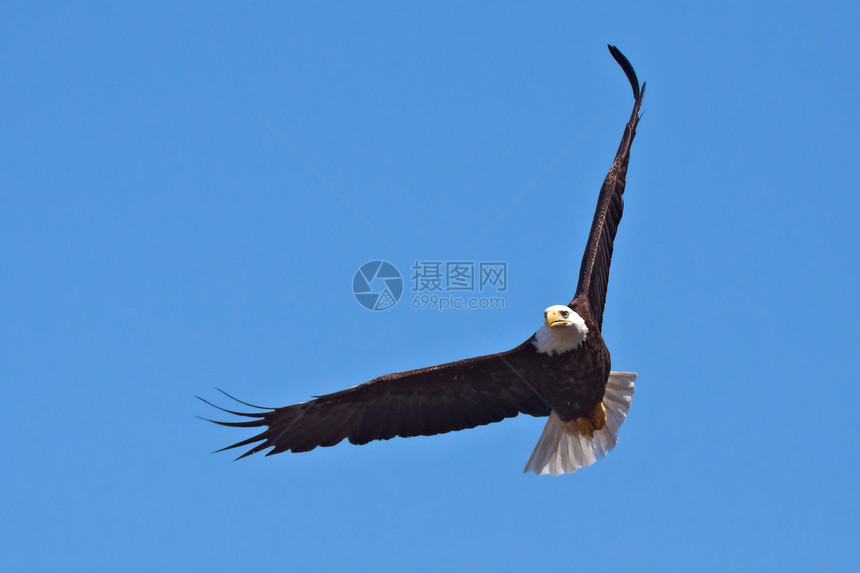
2 1 858 571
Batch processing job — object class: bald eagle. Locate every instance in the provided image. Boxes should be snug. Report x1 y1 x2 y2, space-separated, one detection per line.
202 45 645 476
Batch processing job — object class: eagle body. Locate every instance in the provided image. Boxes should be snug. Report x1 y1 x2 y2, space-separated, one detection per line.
530 298 610 424
203 46 645 476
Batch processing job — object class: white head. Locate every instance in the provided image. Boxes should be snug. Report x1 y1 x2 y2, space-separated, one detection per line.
532 304 589 355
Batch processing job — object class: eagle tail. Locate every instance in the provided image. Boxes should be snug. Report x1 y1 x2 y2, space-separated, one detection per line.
523 372 637 476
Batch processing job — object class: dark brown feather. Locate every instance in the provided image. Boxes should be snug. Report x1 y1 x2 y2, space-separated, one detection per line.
571 45 645 330
208 342 553 458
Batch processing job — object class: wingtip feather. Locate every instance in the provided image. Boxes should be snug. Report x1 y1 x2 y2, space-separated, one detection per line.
214 387 274 410
196 395 265 418
607 44 642 104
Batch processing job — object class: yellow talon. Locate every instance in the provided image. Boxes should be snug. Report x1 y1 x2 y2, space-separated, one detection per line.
592 402 606 431
561 404 606 438
575 417 595 437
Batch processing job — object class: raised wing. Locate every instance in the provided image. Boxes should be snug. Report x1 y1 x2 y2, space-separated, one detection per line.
202 342 550 459
571 45 645 329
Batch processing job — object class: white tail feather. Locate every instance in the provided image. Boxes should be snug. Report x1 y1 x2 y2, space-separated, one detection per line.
524 372 637 476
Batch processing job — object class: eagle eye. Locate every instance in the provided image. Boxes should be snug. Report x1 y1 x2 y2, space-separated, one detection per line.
560 310 569 318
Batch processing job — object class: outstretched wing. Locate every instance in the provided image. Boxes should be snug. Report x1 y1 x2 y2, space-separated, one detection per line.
202 342 551 459
572 45 645 330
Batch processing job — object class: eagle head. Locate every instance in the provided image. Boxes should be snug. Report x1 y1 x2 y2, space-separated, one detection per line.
544 305 577 328
534 305 589 355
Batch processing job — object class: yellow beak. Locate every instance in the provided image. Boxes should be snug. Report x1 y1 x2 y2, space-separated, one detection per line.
545 308 567 328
